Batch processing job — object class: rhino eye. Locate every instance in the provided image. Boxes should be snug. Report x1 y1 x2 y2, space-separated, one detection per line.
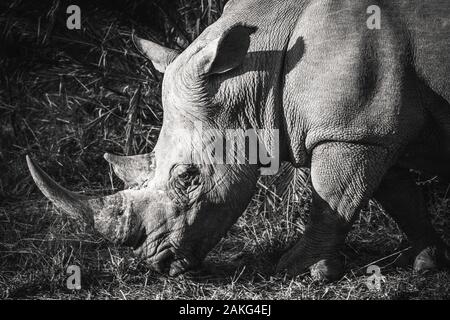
170 165 200 187
177 166 199 184
168 165 201 205
179 172 192 182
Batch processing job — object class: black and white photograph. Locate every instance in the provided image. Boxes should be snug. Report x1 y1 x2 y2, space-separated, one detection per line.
0 0 449 303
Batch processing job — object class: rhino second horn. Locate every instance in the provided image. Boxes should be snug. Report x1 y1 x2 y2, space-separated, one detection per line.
104 152 155 188
26 155 95 224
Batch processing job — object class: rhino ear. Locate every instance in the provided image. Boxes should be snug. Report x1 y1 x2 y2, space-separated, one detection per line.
133 35 180 73
193 24 256 76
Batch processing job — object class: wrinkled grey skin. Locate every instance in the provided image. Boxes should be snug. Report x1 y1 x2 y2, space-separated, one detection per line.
28 0 450 280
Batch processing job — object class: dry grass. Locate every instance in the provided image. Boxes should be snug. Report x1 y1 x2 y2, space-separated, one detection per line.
1 178 449 300
0 0 449 300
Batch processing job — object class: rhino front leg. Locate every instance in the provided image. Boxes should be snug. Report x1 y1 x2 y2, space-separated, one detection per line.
374 167 450 272
277 142 391 280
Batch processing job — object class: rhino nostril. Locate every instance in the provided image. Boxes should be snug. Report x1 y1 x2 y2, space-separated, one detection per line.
116 209 124 217
131 231 147 249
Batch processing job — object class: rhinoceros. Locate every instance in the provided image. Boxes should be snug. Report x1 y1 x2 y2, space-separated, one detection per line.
27 0 450 280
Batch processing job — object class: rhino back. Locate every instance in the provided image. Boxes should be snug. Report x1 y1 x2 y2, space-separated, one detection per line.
277 0 449 166
394 0 450 103
201 1 450 166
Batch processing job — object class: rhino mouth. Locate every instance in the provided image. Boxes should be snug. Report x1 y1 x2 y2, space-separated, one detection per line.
133 237 199 276
131 223 202 275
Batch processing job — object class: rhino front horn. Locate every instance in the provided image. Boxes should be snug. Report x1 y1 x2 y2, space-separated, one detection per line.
26 155 95 224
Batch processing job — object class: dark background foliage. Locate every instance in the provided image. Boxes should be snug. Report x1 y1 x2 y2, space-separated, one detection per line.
0 0 228 199
0 0 448 299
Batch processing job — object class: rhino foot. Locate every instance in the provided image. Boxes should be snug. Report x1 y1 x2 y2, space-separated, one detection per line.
413 244 450 273
309 258 344 281
276 246 344 281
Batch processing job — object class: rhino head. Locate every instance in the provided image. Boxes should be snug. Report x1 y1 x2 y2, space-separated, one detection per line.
27 24 281 276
